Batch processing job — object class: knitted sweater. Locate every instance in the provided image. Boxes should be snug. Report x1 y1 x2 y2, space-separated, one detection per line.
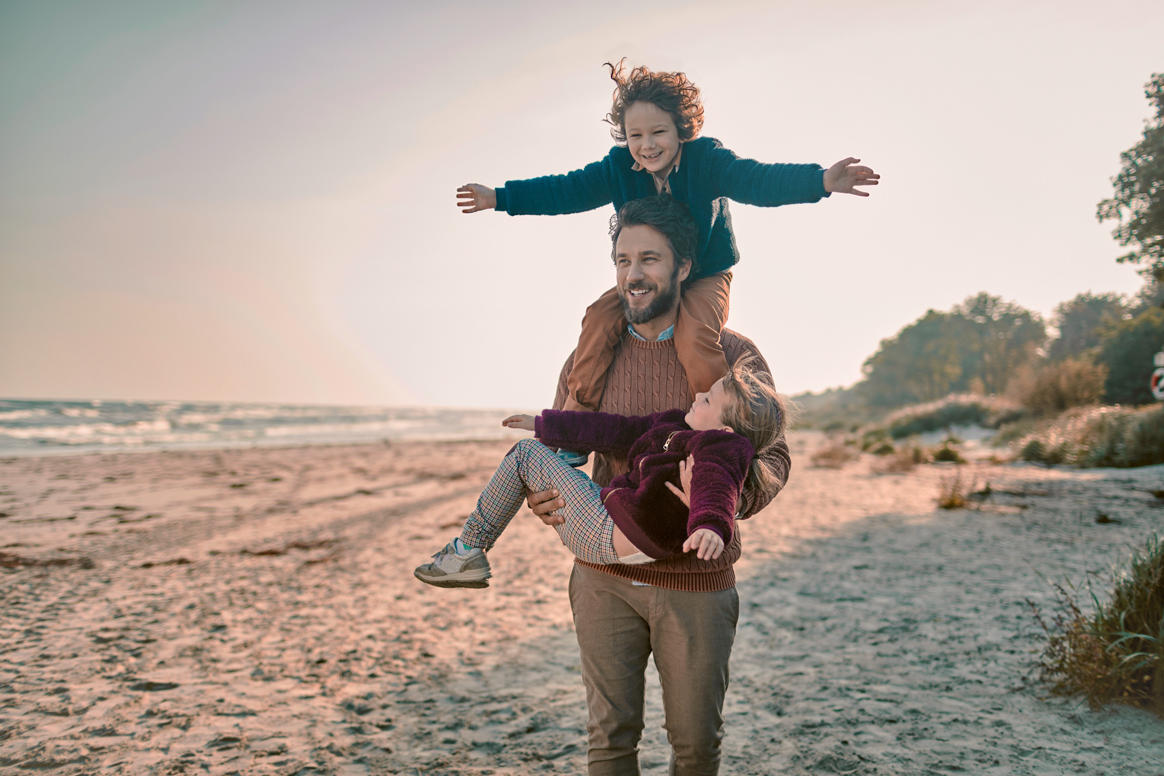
496 137 829 279
535 409 755 559
553 329 790 591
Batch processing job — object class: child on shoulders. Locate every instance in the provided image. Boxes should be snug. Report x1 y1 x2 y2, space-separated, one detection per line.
457 60 878 423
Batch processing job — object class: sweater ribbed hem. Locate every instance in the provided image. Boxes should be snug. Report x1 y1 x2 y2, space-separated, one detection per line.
574 558 736 592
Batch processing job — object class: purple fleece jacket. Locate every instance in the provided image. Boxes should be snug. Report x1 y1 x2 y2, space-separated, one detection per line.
534 408 755 560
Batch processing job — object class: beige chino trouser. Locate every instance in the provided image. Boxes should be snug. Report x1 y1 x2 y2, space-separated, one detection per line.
568 563 740 776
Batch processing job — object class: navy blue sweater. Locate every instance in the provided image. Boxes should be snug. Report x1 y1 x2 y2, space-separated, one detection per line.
495 136 829 278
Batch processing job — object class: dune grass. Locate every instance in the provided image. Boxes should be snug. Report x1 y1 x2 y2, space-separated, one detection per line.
1032 535 1164 715
882 394 1026 439
1013 404 1164 468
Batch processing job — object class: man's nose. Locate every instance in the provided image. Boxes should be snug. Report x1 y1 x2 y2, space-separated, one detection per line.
627 262 645 280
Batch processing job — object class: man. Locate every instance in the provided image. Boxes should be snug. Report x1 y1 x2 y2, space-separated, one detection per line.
528 194 791 776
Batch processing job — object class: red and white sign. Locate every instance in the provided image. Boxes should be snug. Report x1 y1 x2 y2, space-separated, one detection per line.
1153 366 1164 402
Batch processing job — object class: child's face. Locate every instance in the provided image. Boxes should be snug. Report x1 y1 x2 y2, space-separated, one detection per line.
685 377 733 432
624 101 682 176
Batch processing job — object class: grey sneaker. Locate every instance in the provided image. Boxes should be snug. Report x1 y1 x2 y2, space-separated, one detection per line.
414 541 492 588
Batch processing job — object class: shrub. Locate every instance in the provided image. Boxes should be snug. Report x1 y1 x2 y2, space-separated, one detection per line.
931 444 965 464
1014 357 1109 415
1032 535 1164 715
1015 404 1164 468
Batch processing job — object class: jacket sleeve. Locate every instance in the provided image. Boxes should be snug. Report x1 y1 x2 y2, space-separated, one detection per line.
535 410 655 457
685 433 754 545
703 140 829 208
497 156 615 216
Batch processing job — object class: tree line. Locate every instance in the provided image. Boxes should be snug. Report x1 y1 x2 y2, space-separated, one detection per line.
855 74 1164 412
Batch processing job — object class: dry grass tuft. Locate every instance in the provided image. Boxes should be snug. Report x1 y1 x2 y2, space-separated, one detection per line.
873 445 923 474
1030 535 1164 716
936 470 973 510
810 441 859 470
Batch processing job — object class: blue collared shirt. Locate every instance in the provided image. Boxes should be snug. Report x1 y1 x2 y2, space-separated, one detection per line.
628 323 674 342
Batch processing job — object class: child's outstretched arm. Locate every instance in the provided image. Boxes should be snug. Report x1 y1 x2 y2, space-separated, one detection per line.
823 157 880 197
457 184 497 213
703 140 878 207
457 156 616 217
536 409 660 457
502 414 535 430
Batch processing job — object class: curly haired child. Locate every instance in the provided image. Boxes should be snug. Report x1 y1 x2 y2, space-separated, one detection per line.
457 61 877 448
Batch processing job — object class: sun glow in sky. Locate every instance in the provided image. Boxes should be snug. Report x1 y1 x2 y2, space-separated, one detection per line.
1 0 1161 408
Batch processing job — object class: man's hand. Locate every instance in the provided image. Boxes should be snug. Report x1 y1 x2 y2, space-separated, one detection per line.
526 488 565 526
823 157 880 197
502 414 536 431
664 454 695 507
457 183 497 213
683 528 725 560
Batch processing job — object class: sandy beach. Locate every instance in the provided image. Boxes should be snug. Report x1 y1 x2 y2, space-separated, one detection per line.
2 433 1164 775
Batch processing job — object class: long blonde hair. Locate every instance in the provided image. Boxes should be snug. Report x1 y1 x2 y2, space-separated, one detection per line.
718 357 795 512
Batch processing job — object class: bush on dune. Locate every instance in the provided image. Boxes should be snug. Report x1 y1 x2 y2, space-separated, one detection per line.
1010 358 1109 416
883 394 1026 439
1033 535 1164 716
1015 404 1164 468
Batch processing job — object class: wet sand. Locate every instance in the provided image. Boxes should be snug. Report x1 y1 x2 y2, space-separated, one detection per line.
2 433 1163 775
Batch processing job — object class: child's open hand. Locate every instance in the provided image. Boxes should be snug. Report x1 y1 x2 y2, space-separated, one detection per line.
502 414 536 431
823 157 880 197
457 183 497 213
683 528 725 561
665 454 695 507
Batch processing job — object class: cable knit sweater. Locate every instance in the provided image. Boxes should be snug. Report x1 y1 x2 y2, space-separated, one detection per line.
535 409 755 559
553 328 790 591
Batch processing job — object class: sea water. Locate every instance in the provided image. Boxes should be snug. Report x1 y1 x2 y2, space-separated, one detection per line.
0 399 530 456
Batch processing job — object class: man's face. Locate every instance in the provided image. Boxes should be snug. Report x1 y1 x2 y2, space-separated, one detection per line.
614 224 691 325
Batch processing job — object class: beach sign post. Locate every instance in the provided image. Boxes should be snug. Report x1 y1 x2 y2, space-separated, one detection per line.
1152 351 1164 402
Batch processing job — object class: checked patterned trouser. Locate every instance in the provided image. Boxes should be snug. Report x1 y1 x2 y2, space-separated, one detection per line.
459 438 620 565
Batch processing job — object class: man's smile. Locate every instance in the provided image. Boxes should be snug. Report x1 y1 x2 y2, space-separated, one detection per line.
625 284 655 302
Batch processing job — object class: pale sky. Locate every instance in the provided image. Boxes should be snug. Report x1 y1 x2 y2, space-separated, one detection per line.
1 0 1160 408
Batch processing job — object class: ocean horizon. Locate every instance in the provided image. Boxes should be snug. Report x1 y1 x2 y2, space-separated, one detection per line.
0 398 531 456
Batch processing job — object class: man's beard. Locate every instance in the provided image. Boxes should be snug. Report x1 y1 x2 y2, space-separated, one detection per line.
620 267 681 325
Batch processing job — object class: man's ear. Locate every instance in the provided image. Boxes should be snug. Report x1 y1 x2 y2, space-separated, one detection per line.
677 258 692 284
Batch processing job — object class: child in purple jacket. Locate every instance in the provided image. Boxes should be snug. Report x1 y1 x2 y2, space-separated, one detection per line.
414 361 789 588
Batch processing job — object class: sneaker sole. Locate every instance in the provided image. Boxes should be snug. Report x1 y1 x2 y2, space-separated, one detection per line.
413 569 492 588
